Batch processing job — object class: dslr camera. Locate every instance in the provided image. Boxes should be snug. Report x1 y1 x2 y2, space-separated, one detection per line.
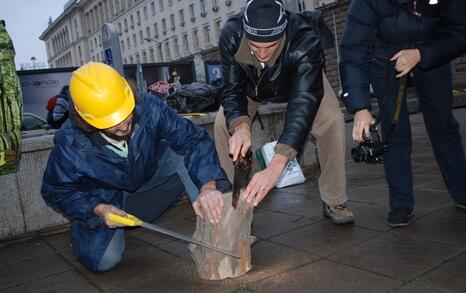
351 125 389 164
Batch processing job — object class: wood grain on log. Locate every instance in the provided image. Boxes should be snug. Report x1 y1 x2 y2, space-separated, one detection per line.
189 191 254 280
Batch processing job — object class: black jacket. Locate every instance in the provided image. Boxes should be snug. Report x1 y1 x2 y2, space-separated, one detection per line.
340 0 466 113
219 11 327 155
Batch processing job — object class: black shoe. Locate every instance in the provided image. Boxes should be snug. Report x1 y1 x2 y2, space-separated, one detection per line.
388 210 414 227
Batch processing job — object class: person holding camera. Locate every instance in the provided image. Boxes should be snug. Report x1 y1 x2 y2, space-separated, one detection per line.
214 0 354 224
340 0 466 226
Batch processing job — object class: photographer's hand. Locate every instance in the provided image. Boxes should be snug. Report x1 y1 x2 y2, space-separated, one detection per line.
391 49 421 78
353 109 375 142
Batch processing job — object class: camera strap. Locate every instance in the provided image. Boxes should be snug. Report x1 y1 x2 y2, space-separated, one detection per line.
376 62 408 146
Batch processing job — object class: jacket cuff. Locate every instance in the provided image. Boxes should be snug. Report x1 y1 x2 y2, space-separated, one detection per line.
274 143 297 161
229 115 251 134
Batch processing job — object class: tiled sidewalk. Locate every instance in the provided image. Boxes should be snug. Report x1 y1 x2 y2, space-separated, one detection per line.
1 108 466 293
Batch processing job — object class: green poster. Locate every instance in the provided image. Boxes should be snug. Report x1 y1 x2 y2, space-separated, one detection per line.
0 20 22 175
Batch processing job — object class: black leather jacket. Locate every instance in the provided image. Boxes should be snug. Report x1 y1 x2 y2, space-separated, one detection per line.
219 11 326 155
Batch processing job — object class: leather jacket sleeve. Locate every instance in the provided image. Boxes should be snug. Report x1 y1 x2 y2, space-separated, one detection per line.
418 0 466 70
219 19 250 133
279 30 324 154
339 0 378 114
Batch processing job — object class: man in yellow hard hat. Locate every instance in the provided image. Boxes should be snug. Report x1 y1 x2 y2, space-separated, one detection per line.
41 62 230 273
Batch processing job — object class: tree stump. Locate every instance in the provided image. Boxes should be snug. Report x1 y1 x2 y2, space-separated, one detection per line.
188 191 254 280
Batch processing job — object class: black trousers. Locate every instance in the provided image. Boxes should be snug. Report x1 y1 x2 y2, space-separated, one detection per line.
371 60 466 211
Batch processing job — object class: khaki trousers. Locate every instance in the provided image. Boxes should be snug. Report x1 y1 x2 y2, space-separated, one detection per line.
214 74 347 205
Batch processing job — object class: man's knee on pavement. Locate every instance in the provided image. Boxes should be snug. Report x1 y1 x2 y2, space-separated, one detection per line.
96 248 123 272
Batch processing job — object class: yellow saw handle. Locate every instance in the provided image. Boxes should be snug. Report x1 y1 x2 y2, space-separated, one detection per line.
106 213 143 227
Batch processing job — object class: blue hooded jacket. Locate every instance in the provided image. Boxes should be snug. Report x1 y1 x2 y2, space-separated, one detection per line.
339 0 466 113
41 92 230 271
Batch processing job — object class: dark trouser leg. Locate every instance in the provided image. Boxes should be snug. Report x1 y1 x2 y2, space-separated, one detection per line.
371 61 414 212
414 64 466 204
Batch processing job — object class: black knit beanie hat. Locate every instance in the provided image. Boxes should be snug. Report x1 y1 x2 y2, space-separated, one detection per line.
242 0 288 42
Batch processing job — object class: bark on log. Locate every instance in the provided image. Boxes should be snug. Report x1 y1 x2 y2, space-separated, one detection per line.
189 191 254 280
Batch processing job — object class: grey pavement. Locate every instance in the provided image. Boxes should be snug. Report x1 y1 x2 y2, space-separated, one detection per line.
1 108 466 293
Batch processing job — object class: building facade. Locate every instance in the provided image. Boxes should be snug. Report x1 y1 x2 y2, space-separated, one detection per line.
40 0 247 69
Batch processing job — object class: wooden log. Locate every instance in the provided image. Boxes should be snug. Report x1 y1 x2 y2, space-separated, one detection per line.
188 191 254 280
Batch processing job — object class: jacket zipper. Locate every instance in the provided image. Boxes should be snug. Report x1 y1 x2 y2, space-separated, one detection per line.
238 63 270 98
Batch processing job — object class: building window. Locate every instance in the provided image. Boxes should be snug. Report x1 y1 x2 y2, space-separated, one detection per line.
127 37 131 49
189 4 195 22
124 18 129 32
158 0 164 11
173 37 179 57
143 6 148 19
129 55 134 64
164 41 171 60
182 33 189 53
118 22 122 34
162 19 167 34
139 30 144 44
154 23 159 38
136 52 140 63
143 50 147 63
214 18 222 41
179 9 185 26
146 26 151 39
123 57 127 64
298 0 306 12
212 0 219 12
192 29 199 48
150 1 156 15
136 11 141 25
168 0 173 7
200 0 207 17
203 25 211 45
115 0 121 13
157 43 163 61
133 33 137 47
150 47 155 62
130 14 134 28
170 14 175 31
120 40 125 52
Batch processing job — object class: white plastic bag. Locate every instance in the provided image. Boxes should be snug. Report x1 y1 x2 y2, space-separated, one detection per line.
256 141 306 188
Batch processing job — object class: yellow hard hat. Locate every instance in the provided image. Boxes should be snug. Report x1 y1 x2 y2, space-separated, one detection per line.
70 62 135 129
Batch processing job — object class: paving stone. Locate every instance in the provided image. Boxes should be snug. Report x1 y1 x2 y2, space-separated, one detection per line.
347 185 389 205
278 181 318 196
1 270 98 293
43 232 73 252
346 163 387 187
394 207 466 246
412 175 444 190
411 189 453 210
329 233 462 281
413 251 466 293
64 246 181 291
0 240 53 268
419 181 448 193
269 221 379 256
257 191 307 212
252 211 317 239
390 283 444 293
113 240 319 293
250 259 401 293
280 198 327 220
352 202 432 232
157 239 192 261
0 254 71 290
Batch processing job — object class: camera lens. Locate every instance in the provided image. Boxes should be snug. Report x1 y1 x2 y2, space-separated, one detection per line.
351 146 366 163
